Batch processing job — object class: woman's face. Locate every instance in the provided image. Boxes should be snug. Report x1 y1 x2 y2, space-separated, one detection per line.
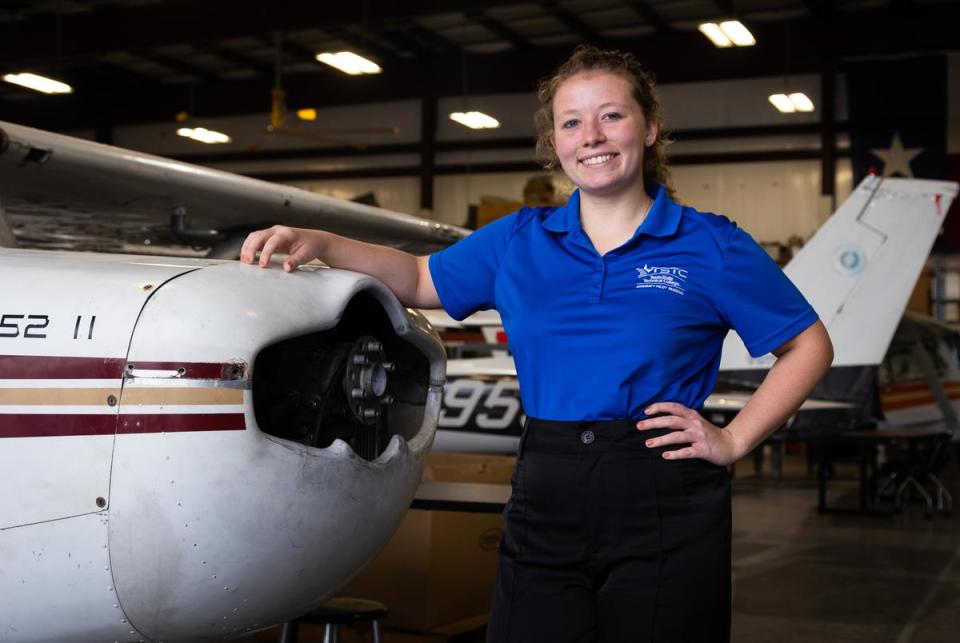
552 70 657 198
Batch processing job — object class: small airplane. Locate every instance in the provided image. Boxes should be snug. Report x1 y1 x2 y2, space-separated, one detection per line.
428 176 959 453
0 123 462 642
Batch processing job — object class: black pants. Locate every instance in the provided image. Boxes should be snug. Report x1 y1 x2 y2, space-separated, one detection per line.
487 418 731 643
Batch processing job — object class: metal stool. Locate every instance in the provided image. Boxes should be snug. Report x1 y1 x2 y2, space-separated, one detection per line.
279 597 388 643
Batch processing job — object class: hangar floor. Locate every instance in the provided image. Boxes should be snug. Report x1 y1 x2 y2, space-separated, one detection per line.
244 450 960 643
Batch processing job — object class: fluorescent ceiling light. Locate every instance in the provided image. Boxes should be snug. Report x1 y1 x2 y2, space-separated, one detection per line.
177 127 231 144
2 72 73 94
768 94 796 113
449 111 500 130
699 20 755 47
768 93 815 114
297 108 318 121
315 51 382 75
788 92 815 112
698 23 732 48
719 21 755 46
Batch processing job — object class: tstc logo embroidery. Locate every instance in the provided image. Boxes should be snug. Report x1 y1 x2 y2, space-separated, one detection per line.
636 264 688 295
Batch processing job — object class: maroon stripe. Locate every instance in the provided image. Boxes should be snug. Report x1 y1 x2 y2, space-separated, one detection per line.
0 414 117 438
0 356 240 380
0 413 245 438
118 413 246 434
0 355 125 379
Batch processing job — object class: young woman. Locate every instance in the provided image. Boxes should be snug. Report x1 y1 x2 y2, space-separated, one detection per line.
241 46 833 643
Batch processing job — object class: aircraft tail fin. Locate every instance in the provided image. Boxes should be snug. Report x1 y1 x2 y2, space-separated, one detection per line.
720 176 958 370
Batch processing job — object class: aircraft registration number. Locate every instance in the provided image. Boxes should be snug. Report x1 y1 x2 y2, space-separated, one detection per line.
0 314 97 340
439 378 525 432
0 314 50 339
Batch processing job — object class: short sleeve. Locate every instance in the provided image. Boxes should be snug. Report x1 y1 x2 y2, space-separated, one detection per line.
716 227 819 357
428 211 517 321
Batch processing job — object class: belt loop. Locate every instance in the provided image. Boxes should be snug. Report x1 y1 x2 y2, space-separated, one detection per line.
517 416 530 460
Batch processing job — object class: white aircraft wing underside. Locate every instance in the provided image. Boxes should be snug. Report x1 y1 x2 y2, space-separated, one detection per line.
0 121 468 254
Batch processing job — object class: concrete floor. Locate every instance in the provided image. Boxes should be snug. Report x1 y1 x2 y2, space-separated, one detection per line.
247 450 960 643
730 453 960 643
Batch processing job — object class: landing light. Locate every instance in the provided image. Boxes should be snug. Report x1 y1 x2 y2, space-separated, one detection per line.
316 52 382 75
177 127 231 144
698 20 755 47
449 111 500 130
2 72 73 94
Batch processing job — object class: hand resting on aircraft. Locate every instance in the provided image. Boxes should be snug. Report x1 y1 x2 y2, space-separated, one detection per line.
240 225 442 309
241 224 325 272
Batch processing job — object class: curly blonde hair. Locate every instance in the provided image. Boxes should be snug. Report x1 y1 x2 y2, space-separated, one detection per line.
533 45 674 198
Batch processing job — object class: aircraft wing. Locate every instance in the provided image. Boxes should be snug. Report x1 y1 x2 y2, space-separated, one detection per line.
0 121 469 255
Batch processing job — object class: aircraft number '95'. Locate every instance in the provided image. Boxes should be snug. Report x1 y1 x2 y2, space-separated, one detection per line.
439 378 525 431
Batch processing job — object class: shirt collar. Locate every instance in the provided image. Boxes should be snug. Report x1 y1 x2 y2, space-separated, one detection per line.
541 184 682 239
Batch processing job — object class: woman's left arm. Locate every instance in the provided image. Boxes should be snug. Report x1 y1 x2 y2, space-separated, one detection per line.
638 320 834 466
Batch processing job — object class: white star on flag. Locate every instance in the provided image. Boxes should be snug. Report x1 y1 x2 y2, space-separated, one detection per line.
870 132 923 178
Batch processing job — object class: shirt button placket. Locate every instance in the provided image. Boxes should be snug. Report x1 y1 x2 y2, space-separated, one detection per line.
591 258 603 303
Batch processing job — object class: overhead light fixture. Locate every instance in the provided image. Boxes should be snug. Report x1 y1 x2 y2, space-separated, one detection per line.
176 127 231 144
698 20 755 47
698 23 732 48
315 52 382 75
768 93 815 114
297 108 318 121
2 72 73 94
449 111 500 130
788 92 814 112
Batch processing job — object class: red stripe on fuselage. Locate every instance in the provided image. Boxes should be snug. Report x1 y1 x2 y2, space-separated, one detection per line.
0 414 117 438
118 413 246 434
0 355 236 380
0 413 245 438
0 355 126 379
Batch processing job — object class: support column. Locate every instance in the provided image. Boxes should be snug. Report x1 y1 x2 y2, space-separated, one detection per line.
419 59 437 213
820 7 837 211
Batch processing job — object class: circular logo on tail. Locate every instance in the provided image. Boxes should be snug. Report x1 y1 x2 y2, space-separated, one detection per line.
834 244 866 275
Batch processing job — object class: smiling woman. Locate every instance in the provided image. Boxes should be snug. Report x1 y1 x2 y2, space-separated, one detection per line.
241 44 834 643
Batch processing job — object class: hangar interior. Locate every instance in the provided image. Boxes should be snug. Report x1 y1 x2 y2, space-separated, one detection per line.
1 1 960 642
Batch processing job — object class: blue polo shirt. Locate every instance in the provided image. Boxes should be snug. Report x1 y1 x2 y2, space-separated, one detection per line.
429 186 819 421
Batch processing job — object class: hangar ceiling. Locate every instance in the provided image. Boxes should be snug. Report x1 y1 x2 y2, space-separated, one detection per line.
1 0 957 132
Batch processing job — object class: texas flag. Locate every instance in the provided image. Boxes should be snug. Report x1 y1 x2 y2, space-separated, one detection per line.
847 55 958 250
847 56 947 183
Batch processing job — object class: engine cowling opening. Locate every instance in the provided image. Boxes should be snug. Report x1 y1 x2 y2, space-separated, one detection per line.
252 292 430 460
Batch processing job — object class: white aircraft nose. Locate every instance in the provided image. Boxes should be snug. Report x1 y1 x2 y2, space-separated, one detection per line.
103 263 444 641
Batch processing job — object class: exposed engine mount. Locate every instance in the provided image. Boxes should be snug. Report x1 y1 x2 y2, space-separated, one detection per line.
252 292 430 460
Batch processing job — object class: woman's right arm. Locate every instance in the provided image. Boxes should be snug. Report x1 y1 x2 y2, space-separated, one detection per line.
239 226 442 309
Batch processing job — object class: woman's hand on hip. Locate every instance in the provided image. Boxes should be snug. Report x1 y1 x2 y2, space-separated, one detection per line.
240 225 325 272
636 402 745 466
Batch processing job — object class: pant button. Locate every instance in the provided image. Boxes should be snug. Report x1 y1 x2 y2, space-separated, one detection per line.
580 430 595 445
